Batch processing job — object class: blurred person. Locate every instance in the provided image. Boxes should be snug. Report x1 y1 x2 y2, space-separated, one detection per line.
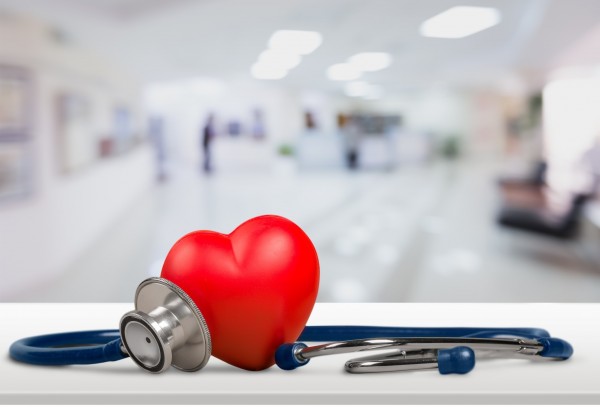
304 110 317 132
201 113 216 173
338 113 360 170
252 108 266 140
579 135 600 196
149 116 167 182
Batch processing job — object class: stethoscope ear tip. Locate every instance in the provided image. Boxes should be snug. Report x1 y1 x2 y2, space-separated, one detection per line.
275 342 309 370
437 346 476 375
538 337 574 360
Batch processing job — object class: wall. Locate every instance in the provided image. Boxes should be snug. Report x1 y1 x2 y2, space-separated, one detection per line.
543 20 600 193
0 16 154 299
552 21 600 69
543 75 600 192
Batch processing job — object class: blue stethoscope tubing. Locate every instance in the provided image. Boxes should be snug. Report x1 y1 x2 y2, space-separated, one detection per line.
9 326 573 368
9 330 124 366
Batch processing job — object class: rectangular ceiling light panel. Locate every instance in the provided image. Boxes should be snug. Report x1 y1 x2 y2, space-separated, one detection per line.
420 6 501 39
268 30 323 55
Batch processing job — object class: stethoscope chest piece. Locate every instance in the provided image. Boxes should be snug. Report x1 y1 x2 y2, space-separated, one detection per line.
119 277 212 373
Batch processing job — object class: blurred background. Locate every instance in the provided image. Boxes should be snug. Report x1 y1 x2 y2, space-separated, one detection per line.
1 0 600 303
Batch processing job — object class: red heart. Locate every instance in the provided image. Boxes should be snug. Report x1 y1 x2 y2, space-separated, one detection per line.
161 215 320 371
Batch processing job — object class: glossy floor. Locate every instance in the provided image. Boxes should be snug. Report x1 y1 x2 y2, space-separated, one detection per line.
14 159 600 302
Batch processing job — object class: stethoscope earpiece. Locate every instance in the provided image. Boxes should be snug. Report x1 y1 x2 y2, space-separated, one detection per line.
275 342 310 370
436 347 476 375
273 331 573 375
538 337 574 359
275 341 476 374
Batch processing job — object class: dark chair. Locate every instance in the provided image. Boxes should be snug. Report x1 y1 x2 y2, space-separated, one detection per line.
498 160 547 188
498 194 589 239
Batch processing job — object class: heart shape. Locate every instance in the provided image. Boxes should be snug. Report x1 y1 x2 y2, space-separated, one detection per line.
161 215 320 371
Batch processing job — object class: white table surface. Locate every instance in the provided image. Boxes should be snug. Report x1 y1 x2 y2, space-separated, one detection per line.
0 303 597 405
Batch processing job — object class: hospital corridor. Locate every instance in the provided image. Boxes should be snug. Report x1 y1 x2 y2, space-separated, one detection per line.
1 0 600 304
9 157 600 303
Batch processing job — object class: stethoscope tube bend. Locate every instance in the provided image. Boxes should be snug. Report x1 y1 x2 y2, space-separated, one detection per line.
9 330 126 366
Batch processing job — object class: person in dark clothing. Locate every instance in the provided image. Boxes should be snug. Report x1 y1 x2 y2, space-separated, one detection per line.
202 113 216 173
149 116 167 181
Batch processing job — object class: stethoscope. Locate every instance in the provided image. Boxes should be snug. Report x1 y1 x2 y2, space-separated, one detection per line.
10 277 573 375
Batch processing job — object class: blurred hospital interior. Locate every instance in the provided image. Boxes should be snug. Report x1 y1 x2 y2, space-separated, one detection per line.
1 0 600 302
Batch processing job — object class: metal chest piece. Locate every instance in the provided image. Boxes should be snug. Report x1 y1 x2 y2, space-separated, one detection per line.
120 277 212 373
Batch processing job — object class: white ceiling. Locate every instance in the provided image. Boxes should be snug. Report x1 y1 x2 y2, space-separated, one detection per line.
1 0 599 93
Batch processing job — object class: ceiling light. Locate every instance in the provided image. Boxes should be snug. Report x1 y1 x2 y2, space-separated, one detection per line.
268 30 323 55
327 63 361 81
251 63 287 80
348 52 392 72
344 81 371 97
420 6 501 39
258 49 301 70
